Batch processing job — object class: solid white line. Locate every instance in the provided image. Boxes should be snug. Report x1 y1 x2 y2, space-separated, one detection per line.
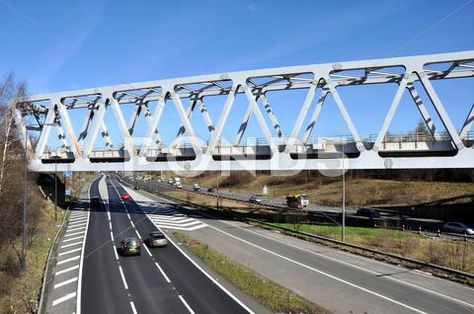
54 276 78 289
57 255 80 265
55 265 79 275
130 301 138 314
63 235 84 243
144 244 152 257
144 219 253 313
134 228 142 239
113 245 119 260
64 231 84 237
207 224 426 314
52 292 76 306
58 247 82 256
155 262 171 283
61 241 83 249
229 222 474 310
118 266 129 290
66 226 86 233
76 181 91 314
178 295 195 314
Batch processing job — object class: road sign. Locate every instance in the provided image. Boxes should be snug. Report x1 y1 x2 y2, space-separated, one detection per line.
64 171 72 178
65 189 71 196
262 185 268 195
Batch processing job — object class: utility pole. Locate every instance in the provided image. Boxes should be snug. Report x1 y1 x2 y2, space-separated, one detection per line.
22 126 28 270
216 172 219 210
342 148 346 242
54 159 58 222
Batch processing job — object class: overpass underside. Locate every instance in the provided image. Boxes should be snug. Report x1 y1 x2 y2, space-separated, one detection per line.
15 50 474 172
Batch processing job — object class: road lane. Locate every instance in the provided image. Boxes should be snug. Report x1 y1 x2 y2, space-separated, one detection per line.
81 178 131 314
109 177 254 314
120 179 474 314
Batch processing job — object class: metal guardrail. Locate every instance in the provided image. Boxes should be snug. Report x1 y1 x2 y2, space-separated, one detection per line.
247 218 474 282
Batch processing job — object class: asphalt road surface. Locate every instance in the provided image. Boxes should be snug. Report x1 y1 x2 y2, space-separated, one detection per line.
80 176 253 314
120 177 474 314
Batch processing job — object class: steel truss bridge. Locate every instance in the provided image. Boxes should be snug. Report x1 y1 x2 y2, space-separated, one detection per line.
15 50 474 172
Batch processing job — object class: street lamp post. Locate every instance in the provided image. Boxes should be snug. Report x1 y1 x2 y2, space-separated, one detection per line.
22 126 28 270
54 159 57 221
341 147 346 242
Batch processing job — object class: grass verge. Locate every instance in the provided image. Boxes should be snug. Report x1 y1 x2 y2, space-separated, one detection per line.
0 202 65 314
271 223 474 274
173 231 331 314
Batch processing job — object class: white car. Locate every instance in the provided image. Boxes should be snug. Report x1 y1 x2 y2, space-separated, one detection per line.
176 182 183 188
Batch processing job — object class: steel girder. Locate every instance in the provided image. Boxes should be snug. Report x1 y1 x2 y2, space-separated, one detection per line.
14 50 474 172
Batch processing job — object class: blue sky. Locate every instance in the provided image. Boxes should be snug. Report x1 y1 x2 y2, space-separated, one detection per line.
1 0 473 148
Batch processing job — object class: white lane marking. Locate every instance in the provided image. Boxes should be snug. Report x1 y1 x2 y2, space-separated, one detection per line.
52 292 76 306
151 224 207 231
76 183 91 314
113 245 119 260
134 228 142 239
67 218 87 228
130 220 136 228
233 222 474 310
64 231 84 237
61 241 83 249
155 262 171 283
110 231 114 241
107 210 111 221
150 220 203 227
68 217 87 223
145 220 254 313
54 276 78 289
57 255 80 265
55 265 79 276
58 247 82 256
63 235 84 243
66 226 86 233
118 266 129 290
207 224 426 314
127 213 131 220
144 244 152 257
130 301 138 314
109 221 112 230
178 295 195 314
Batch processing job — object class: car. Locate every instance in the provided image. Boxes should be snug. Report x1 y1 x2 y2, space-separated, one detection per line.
91 197 100 208
121 193 130 201
133 186 140 190
207 187 216 193
118 237 141 256
193 183 201 191
168 178 174 184
145 231 168 247
356 207 381 218
442 222 474 235
249 195 262 204
176 182 182 188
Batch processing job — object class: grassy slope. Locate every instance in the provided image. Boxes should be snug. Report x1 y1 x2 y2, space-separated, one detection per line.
175 172 474 206
0 202 65 314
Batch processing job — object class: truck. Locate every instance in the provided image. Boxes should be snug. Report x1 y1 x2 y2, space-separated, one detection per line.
286 194 309 209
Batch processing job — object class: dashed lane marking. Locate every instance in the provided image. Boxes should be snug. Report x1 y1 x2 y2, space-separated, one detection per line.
58 247 82 256
57 255 80 265
55 265 79 276
54 277 78 289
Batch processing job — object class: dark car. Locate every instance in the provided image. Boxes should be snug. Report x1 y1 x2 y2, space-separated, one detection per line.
133 186 140 190
207 187 216 193
442 222 474 235
249 195 262 204
118 237 141 256
91 197 100 208
356 207 381 218
144 231 168 247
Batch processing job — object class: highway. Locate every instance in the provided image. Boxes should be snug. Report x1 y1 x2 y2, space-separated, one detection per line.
133 177 473 241
119 177 474 314
80 176 254 314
